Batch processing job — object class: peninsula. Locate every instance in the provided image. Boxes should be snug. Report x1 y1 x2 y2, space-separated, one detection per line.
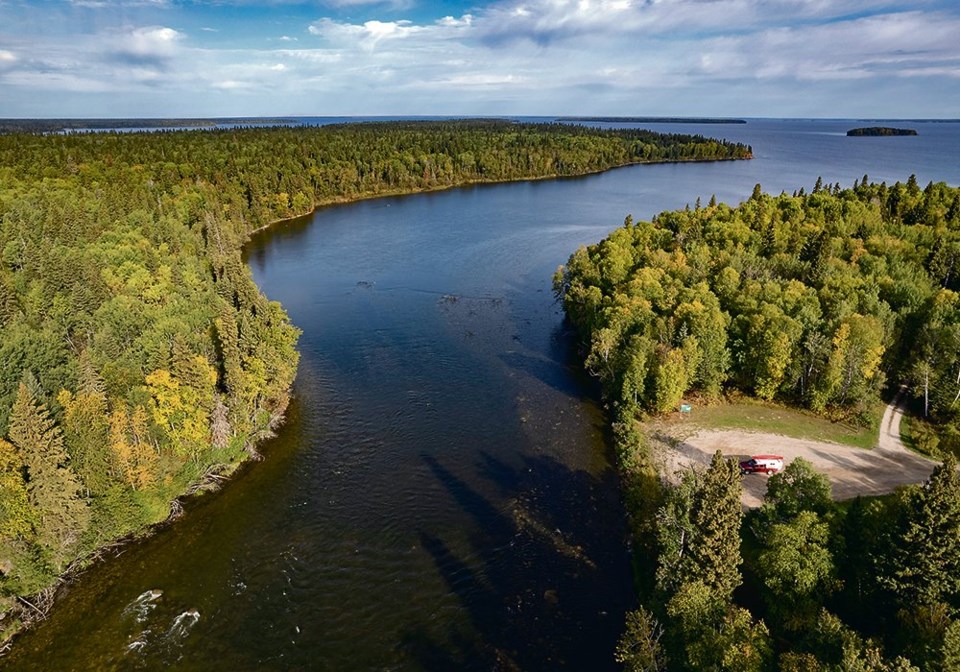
555 175 960 670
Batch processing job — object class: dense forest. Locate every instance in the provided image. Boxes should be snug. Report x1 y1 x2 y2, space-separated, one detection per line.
847 127 918 137
0 120 750 640
0 119 299 134
555 178 960 669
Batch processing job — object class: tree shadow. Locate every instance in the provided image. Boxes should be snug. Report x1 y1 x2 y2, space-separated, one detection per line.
403 451 635 670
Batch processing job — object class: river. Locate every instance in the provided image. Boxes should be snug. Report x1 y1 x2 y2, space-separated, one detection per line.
4 118 960 670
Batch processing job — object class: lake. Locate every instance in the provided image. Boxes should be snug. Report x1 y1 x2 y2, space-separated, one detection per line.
4 118 959 670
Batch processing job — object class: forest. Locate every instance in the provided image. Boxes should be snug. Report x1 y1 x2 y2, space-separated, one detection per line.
0 120 750 640
554 178 960 669
0 119 298 133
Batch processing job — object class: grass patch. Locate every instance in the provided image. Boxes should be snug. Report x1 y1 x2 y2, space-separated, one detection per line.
653 398 880 449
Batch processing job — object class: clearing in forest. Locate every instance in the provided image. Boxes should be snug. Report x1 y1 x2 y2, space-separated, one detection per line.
649 398 935 508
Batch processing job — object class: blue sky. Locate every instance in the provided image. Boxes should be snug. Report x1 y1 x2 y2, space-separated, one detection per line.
0 0 957 118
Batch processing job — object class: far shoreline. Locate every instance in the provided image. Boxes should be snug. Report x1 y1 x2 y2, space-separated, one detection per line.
244 153 754 240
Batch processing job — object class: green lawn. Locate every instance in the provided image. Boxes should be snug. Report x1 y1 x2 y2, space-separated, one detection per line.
653 398 881 449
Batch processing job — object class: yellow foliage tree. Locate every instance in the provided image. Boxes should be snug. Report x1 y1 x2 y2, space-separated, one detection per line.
145 361 216 460
108 406 158 490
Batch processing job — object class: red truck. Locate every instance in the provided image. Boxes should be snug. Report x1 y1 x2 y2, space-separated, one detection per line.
739 455 784 475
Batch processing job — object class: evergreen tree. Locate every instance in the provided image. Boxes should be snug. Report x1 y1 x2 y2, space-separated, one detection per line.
895 601 952 671
615 607 667 672
7 383 90 569
883 456 960 608
942 619 960 671
57 370 114 496
657 451 743 599
690 450 744 599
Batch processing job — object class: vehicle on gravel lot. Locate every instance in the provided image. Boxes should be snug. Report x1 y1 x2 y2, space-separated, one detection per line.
739 455 784 475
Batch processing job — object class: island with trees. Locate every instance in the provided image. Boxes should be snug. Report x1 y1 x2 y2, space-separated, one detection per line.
847 127 918 136
555 176 960 669
0 120 751 644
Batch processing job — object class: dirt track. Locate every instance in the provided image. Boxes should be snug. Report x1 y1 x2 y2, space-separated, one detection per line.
651 396 936 508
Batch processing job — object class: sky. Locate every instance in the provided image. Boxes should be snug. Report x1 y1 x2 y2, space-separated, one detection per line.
0 0 957 118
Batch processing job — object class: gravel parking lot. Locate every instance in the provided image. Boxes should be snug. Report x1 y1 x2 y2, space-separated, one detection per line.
651 399 936 508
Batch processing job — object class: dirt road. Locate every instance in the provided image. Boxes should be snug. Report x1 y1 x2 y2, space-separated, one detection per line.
651 395 935 508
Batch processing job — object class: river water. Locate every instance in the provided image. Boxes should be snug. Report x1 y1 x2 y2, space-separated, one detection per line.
4 119 960 671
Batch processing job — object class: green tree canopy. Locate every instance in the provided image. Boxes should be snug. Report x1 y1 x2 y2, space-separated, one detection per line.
763 457 833 520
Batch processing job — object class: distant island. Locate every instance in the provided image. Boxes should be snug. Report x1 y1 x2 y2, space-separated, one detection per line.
847 126 918 136
559 116 747 124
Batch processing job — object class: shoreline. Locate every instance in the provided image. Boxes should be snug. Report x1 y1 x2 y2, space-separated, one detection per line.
244 153 753 239
0 150 752 656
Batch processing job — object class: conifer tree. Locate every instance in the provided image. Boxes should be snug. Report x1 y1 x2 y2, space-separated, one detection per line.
883 455 960 607
942 620 960 671
689 450 744 599
57 356 114 496
7 383 90 569
615 607 666 672
656 451 743 600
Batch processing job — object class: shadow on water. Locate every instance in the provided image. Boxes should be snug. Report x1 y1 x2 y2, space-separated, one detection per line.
406 452 634 671
498 349 585 401
498 314 603 400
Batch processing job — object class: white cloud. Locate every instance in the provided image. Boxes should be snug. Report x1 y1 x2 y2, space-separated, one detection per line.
279 49 343 64
687 11 960 83
437 15 474 27
437 73 526 87
322 0 414 9
69 0 170 7
308 13 475 52
309 18 430 51
475 0 913 45
213 79 254 90
290 1 960 115
118 26 183 58
0 0 957 117
896 66 960 78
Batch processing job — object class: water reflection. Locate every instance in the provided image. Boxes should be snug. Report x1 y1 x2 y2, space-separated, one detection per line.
411 450 629 670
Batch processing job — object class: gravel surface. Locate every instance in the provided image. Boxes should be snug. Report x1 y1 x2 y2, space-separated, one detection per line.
651 395 935 508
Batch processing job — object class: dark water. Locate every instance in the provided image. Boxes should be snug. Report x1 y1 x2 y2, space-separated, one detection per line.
4 119 960 671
